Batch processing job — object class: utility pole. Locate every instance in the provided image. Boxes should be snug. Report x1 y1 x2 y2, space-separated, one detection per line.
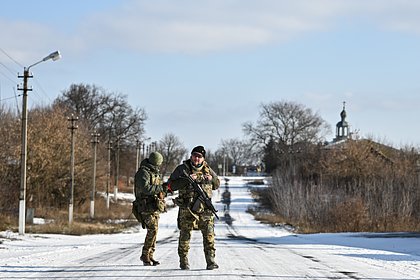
416 159 420 189
90 131 100 219
114 137 120 201
106 140 112 209
135 139 141 171
141 137 150 160
223 154 226 177
135 139 141 196
68 114 78 224
17 68 32 235
17 51 61 235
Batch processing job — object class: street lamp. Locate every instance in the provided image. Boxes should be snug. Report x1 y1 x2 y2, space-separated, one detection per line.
18 51 61 235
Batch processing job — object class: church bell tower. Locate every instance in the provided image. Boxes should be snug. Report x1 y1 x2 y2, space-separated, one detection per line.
334 101 350 142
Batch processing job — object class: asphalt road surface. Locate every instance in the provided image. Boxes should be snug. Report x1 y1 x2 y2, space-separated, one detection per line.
1 179 419 279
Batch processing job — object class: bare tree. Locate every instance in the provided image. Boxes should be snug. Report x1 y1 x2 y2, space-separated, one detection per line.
26 105 93 209
0 106 20 211
54 83 147 143
54 83 148 184
260 138 420 233
218 138 248 167
243 100 331 172
243 101 330 147
0 104 95 210
157 133 188 176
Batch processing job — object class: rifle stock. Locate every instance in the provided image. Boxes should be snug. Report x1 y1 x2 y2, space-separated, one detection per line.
182 170 219 220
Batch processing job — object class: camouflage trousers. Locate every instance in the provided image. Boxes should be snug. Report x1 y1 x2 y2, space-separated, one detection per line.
141 212 160 258
177 208 215 260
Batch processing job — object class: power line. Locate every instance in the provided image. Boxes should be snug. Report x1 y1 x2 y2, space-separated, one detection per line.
0 64 18 84
0 48 23 109
0 94 21 102
0 85 22 115
14 87 21 115
1 48 56 106
0 47 23 68
0 60 18 77
33 78 53 103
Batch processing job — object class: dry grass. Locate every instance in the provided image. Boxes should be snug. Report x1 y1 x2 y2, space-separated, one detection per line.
0 213 18 231
325 198 370 232
26 220 133 235
247 209 285 225
0 195 139 235
250 188 420 234
247 208 315 234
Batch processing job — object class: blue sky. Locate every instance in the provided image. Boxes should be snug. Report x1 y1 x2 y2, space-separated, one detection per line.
1 0 420 152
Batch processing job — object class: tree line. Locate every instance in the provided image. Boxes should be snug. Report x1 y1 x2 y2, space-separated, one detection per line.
1 84 419 232
0 83 257 217
246 102 420 232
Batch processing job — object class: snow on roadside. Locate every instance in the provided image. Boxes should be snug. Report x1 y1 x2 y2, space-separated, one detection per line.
1 175 419 275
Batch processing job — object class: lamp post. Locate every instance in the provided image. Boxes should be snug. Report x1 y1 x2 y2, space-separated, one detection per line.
18 51 61 235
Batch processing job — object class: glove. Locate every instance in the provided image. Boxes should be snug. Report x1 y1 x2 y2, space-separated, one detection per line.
162 182 173 194
158 191 165 200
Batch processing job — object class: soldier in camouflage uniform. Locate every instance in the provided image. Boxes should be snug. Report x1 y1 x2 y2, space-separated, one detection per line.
134 151 166 266
168 146 220 270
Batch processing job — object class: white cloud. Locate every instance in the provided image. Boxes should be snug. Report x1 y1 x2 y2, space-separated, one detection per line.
0 20 59 63
4 0 420 58
345 0 420 34
78 0 340 54
80 0 420 54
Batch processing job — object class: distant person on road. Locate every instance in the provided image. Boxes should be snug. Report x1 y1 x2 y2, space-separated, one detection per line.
133 151 167 266
168 145 220 270
222 186 231 211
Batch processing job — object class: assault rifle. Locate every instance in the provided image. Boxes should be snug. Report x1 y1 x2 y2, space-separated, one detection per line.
182 170 219 220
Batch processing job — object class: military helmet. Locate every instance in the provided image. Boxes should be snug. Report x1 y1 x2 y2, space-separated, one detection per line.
149 151 163 166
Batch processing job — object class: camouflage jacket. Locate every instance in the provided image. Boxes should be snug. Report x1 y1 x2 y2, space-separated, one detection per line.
168 159 220 208
134 159 163 200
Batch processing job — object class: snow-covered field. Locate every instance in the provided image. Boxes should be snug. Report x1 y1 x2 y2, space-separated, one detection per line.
1 177 419 279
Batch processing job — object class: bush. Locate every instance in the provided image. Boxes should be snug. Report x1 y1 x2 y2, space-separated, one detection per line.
255 140 420 233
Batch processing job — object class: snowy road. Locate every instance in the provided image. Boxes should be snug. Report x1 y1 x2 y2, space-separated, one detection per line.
1 177 419 279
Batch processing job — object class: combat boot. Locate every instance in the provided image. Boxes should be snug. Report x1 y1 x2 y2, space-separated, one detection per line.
206 263 219 270
206 255 219 270
180 257 190 270
149 256 160 266
140 254 152 266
